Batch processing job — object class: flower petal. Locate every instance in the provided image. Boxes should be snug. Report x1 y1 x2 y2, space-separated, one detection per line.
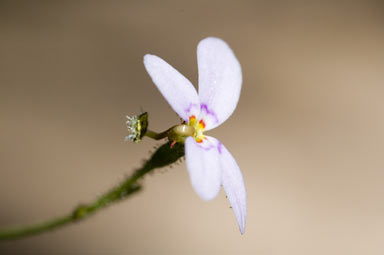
219 142 247 234
185 136 222 201
144 54 200 121
197 37 242 130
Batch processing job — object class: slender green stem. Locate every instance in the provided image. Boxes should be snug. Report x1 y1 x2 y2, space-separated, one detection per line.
0 215 74 240
0 141 185 240
144 129 170 140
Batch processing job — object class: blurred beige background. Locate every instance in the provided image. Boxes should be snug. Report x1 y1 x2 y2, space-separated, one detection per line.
1 0 384 254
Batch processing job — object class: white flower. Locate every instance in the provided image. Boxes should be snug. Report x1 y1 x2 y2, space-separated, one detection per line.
143 37 246 234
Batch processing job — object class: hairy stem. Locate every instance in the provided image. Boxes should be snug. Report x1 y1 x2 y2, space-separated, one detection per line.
0 141 185 240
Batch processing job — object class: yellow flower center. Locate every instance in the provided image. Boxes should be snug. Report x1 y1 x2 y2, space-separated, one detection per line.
188 115 206 143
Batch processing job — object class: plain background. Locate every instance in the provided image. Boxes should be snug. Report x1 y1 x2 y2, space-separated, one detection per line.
1 0 384 254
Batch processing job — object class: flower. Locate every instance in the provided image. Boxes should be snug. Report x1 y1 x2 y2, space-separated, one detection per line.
143 37 246 234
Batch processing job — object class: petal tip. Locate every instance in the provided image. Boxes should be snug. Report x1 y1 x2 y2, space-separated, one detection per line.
198 36 227 46
197 190 219 201
143 54 156 65
239 221 246 235
197 37 234 55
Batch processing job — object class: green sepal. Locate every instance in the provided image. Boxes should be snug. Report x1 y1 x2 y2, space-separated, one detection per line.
137 112 148 141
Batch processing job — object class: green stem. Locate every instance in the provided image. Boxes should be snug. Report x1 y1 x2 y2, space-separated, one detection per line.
0 215 73 240
0 141 185 240
144 129 170 140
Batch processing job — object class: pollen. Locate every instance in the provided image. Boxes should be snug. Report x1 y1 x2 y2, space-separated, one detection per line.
189 115 197 126
189 115 206 143
198 119 205 129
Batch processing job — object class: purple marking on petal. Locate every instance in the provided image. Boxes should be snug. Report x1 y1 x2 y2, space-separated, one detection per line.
200 104 219 123
196 142 216 151
217 141 223 154
185 103 199 116
195 139 222 153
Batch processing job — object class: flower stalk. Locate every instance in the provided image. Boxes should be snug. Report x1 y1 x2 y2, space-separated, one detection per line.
144 129 170 140
0 140 185 240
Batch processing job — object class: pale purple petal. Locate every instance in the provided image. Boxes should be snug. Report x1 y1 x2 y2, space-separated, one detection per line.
144 54 200 121
185 136 222 201
197 37 242 130
219 142 247 234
